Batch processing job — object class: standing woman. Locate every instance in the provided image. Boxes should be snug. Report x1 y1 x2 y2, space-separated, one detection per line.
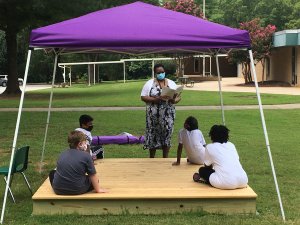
141 64 181 158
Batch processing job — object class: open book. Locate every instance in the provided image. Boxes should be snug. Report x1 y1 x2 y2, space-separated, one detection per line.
161 85 183 98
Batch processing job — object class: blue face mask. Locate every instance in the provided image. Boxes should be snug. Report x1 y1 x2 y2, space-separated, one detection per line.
156 72 165 80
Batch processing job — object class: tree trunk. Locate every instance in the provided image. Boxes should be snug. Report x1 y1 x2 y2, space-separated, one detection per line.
261 58 265 84
247 62 252 83
3 26 21 95
242 62 252 83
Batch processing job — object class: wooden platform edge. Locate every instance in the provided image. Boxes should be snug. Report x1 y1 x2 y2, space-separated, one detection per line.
32 198 256 215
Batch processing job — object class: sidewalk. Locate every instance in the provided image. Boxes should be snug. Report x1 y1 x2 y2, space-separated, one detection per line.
0 84 51 94
189 78 300 95
1 104 300 112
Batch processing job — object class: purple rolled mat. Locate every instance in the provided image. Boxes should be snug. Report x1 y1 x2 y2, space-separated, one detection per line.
92 135 145 145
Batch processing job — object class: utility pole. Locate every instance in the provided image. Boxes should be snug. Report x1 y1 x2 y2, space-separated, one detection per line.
203 0 206 18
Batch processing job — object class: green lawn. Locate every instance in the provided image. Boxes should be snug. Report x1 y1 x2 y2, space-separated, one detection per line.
1 81 300 108
0 109 299 224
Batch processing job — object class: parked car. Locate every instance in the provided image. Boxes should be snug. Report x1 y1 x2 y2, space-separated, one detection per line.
0 75 24 87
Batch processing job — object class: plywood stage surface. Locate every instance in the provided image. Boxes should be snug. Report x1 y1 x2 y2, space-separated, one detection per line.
32 158 257 215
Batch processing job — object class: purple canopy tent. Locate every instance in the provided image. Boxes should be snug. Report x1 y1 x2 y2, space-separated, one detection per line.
1 2 285 223
29 1 250 54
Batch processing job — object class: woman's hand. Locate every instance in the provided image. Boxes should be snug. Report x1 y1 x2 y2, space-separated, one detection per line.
169 95 181 104
160 95 171 102
95 188 108 193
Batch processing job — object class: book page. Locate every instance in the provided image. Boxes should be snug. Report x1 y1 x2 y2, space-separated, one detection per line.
161 85 183 98
175 85 183 94
161 87 175 98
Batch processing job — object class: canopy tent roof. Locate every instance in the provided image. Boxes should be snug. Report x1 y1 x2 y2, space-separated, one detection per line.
29 1 250 55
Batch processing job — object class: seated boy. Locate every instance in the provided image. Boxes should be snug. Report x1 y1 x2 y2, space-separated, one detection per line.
193 125 248 190
49 131 107 195
75 114 104 159
172 116 206 165
75 114 94 152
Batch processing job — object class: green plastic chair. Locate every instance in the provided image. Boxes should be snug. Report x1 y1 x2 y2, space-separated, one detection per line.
0 146 32 203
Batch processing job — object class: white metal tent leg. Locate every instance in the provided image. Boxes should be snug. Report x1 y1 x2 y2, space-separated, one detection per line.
69 66 72 86
209 56 212 76
123 62 126 83
63 65 66 83
248 50 286 222
152 60 154 79
88 65 91 86
216 55 225 125
39 54 58 173
202 54 205 76
93 64 96 85
0 50 32 224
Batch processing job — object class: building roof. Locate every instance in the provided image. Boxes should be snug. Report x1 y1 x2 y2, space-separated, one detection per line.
273 29 300 47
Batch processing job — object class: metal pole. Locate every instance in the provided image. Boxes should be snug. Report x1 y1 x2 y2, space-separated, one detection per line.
249 49 286 222
93 64 96 85
63 65 66 83
88 65 91 86
203 0 206 18
202 54 205 76
209 56 212 76
1 50 32 224
216 54 225 125
123 62 126 83
98 65 100 83
152 59 154 79
69 67 72 87
39 54 58 173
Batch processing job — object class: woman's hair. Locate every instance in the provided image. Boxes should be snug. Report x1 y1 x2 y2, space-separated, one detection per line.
209 125 229 143
185 116 198 131
153 63 165 73
79 114 93 127
68 131 86 149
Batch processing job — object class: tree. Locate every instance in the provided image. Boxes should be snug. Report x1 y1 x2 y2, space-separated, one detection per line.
213 0 293 30
0 0 100 94
163 0 204 18
229 19 276 83
253 0 293 31
0 0 159 95
215 0 256 27
163 0 203 77
285 0 300 29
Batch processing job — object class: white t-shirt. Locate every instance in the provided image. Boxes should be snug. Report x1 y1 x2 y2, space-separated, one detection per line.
141 79 177 96
75 128 92 146
178 128 206 165
204 142 248 190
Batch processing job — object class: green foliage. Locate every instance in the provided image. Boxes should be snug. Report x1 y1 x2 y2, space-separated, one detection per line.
253 0 293 30
211 0 296 30
215 0 256 27
0 30 6 74
228 19 276 83
285 0 300 29
127 60 152 79
164 0 204 18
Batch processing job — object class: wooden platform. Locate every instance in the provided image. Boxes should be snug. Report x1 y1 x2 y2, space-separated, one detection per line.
32 158 257 215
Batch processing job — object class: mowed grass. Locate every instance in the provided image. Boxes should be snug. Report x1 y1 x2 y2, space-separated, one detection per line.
0 109 299 224
1 81 300 108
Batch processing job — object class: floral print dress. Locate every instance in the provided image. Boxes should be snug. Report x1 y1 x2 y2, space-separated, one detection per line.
144 80 175 150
